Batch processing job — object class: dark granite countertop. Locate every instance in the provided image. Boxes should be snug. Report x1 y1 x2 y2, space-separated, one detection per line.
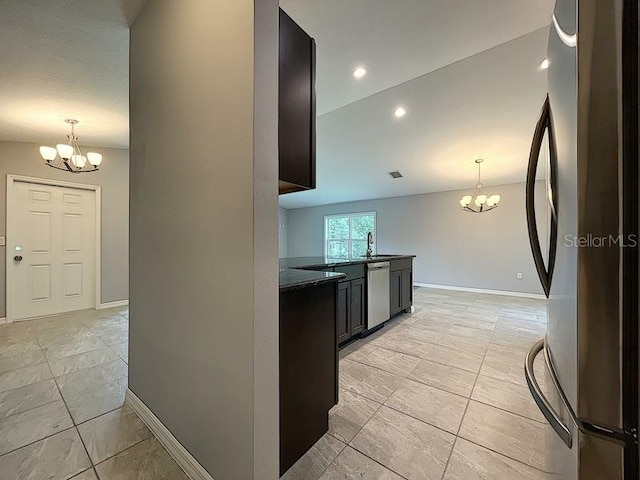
279 255 416 292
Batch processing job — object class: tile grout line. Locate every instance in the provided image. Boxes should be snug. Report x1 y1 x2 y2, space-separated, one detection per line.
311 432 348 479
0 426 79 459
466 396 549 425
28 316 135 473
347 442 411 480
455 435 555 476
338 333 445 479
0 324 93 468
436 300 498 479
30 322 98 471
348 347 480 376
345 355 480 400
339 306 477 480
92 435 152 473
0 311 130 465
440 300 549 478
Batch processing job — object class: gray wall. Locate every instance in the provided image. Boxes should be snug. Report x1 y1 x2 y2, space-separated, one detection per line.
129 1 278 479
278 206 288 258
287 181 548 295
0 140 129 317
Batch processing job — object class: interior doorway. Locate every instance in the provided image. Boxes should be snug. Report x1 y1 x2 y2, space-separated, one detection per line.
6 175 101 322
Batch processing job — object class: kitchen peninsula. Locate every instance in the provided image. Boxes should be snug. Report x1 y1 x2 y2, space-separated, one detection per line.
279 254 415 474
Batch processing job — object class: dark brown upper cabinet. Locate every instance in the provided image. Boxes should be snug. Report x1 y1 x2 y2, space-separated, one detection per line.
279 8 316 195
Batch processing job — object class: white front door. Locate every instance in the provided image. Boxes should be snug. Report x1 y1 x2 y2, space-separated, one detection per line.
9 181 96 320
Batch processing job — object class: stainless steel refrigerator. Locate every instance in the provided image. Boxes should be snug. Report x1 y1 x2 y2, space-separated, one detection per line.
524 0 638 478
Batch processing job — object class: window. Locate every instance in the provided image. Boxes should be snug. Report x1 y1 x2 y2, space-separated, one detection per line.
324 212 376 258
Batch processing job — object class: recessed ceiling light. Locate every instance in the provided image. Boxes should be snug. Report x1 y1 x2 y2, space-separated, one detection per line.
394 107 406 118
540 58 550 70
353 67 367 79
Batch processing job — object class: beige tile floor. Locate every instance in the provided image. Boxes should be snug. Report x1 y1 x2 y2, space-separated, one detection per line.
0 306 188 479
0 287 557 479
282 287 559 480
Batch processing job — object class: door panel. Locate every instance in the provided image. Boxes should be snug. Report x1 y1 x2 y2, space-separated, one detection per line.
390 271 401 316
350 278 365 335
63 193 82 206
337 281 350 343
29 265 51 301
63 263 83 298
63 214 83 253
11 181 96 320
401 269 412 311
30 189 51 204
29 212 51 253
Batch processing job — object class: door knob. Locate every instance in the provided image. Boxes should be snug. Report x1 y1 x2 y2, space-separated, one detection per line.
14 256 22 262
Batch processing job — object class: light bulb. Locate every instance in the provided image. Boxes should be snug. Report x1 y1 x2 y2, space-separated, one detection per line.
540 58 550 70
71 154 87 168
353 67 367 79
487 194 501 206
460 195 472 207
394 107 406 118
87 152 103 166
39 146 57 161
56 144 74 159
475 194 487 206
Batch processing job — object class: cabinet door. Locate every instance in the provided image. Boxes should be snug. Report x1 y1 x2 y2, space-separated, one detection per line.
350 278 366 335
390 270 402 316
279 9 316 193
337 281 351 343
401 269 412 311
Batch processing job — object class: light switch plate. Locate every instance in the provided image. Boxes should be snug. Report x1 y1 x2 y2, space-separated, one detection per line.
0 237 5 246
516 272 523 280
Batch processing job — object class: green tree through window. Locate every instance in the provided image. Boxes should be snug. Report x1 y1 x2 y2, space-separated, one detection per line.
325 212 376 257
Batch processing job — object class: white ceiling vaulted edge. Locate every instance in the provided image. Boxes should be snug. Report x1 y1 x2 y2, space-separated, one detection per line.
279 28 550 209
280 0 555 115
0 0 149 149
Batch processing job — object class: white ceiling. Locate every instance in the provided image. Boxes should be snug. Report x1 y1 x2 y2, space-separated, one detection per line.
279 28 550 209
280 0 555 115
0 0 553 207
0 0 147 149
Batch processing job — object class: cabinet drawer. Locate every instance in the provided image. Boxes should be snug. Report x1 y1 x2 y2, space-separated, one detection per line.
334 264 365 281
389 258 412 272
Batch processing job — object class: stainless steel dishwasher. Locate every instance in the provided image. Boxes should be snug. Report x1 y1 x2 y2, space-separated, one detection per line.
367 262 390 330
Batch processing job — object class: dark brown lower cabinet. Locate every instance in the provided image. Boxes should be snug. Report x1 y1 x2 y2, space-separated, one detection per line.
390 270 402 317
337 281 350 343
351 278 366 335
401 268 413 311
390 258 413 317
280 282 338 475
336 277 366 345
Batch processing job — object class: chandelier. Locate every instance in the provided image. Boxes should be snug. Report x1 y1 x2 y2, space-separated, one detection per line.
39 119 102 173
459 159 501 213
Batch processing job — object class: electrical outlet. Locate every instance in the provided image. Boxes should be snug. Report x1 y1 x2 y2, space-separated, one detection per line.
516 272 523 280
0 237 5 246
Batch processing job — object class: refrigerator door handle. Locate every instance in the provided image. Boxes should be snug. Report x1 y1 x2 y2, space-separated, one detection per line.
525 95 558 298
525 338 573 448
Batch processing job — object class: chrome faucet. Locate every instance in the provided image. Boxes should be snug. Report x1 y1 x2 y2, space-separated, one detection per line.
366 231 373 257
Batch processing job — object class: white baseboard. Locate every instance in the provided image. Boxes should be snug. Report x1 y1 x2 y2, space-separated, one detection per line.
414 283 546 300
126 389 215 480
0 317 6 325
98 300 129 310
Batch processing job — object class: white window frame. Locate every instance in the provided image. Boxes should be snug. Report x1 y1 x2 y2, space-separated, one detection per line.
324 211 377 257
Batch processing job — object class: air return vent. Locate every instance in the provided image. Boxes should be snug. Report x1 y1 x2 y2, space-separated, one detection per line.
388 171 403 179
